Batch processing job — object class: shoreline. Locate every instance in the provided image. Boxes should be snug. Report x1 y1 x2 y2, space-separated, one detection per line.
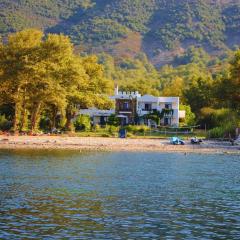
0 136 239 155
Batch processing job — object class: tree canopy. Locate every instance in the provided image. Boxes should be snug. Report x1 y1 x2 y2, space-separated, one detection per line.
0 29 239 135
0 29 113 133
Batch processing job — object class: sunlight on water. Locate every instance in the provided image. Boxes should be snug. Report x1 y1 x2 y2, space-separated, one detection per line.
0 150 240 239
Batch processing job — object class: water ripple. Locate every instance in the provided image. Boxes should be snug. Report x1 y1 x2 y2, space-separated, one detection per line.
0 150 240 239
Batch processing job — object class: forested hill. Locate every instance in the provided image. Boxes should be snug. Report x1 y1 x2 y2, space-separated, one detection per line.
0 0 240 66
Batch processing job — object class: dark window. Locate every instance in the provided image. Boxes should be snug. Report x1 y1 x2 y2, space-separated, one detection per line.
123 102 129 110
100 116 106 125
164 118 169 125
144 103 152 111
165 104 172 109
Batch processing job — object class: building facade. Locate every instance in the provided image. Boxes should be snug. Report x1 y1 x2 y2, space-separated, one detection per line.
137 95 180 127
80 108 115 126
111 88 140 125
79 87 184 127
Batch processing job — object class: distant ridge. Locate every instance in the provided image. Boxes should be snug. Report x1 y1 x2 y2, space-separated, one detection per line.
0 0 240 66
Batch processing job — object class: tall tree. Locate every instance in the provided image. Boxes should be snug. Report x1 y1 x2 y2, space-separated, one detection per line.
0 29 113 133
184 76 214 115
217 50 240 111
65 55 113 131
0 29 43 132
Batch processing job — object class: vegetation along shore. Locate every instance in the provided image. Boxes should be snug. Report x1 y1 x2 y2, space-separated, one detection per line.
0 29 239 141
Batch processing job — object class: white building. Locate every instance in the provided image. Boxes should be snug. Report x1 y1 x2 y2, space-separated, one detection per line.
79 108 114 125
137 95 180 127
79 87 185 127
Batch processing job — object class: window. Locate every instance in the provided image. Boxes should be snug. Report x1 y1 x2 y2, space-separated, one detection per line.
164 118 171 126
144 103 152 111
165 103 172 109
123 102 129 110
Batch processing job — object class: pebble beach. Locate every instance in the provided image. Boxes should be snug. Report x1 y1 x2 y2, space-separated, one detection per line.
0 135 239 154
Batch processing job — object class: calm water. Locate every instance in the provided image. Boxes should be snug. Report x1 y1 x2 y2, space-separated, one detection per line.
0 150 240 239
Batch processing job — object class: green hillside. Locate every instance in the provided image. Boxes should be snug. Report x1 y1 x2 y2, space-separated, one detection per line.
0 0 240 65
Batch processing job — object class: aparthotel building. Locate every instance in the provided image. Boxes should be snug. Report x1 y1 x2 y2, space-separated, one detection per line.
79 86 185 127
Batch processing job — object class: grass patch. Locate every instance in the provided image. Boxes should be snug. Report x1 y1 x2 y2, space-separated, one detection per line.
72 128 207 139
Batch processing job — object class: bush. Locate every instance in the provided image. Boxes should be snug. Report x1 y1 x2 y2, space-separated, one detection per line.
59 117 66 129
106 125 119 134
92 124 100 132
159 126 193 133
74 115 91 131
179 104 196 126
0 115 11 131
125 125 150 134
205 109 239 139
200 108 238 129
208 123 236 139
107 114 120 127
208 127 224 138
101 133 111 137
127 132 134 138
39 116 50 131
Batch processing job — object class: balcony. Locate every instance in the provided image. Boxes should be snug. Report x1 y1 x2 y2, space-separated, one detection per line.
142 108 153 111
163 108 174 117
119 107 133 112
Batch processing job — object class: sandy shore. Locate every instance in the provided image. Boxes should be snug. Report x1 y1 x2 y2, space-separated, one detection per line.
0 135 239 154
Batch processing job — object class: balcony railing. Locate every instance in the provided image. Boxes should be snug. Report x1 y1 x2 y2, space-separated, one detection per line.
163 109 174 116
119 108 133 112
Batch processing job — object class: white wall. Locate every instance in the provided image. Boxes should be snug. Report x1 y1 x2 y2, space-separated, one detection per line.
138 97 180 127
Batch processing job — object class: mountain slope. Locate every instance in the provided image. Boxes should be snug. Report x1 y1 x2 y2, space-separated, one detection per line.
0 0 240 66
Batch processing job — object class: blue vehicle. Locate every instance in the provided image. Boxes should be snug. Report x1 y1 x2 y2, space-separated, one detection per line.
170 137 185 145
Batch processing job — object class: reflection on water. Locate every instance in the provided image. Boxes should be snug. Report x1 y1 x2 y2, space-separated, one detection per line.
0 150 240 239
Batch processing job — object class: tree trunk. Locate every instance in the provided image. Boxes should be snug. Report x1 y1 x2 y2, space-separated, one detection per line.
12 87 22 134
65 111 72 132
30 102 41 133
51 106 58 131
20 85 28 132
20 97 28 132
20 108 28 132
65 107 75 132
13 102 21 134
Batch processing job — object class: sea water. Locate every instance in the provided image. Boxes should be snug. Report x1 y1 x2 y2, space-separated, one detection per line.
0 150 240 239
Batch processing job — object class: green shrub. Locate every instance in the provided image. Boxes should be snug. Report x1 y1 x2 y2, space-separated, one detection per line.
0 115 11 131
127 132 134 138
59 117 66 129
74 115 91 131
106 125 118 133
200 108 238 129
101 133 110 137
179 104 196 126
208 127 224 138
125 125 150 134
39 116 50 131
92 124 100 132
208 123 236 138
107 114 120 127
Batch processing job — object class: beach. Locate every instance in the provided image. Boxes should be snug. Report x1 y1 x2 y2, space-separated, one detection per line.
0 135 239 154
